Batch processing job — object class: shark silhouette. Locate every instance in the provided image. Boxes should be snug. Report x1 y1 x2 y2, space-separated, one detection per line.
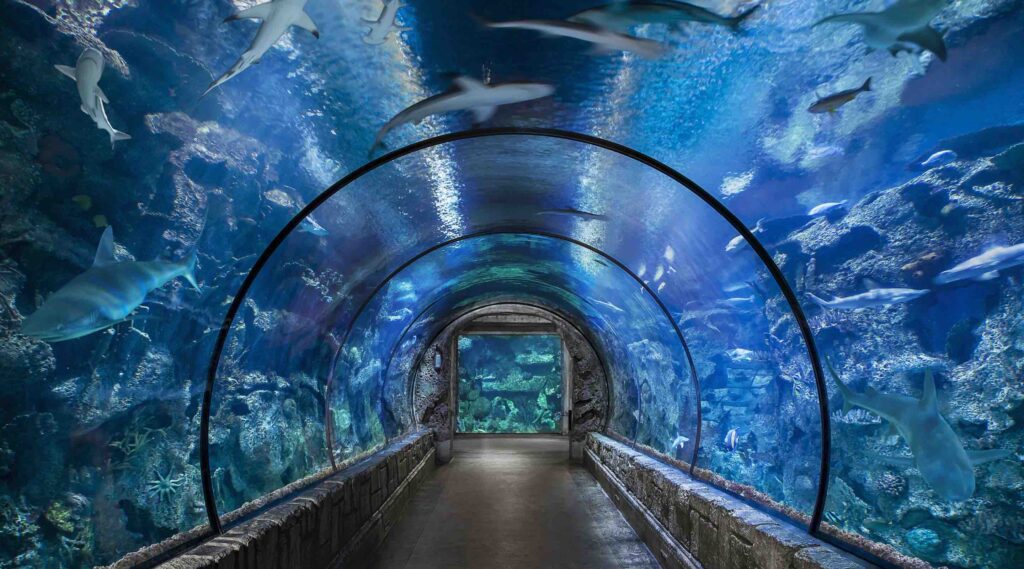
20 227 199 342
828 361 1011 501
815 0 948 61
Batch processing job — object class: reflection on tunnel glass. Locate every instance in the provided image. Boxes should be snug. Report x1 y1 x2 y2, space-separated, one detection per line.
457 335 563 434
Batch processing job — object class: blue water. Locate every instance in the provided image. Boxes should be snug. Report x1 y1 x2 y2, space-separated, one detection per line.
0 0 1022 566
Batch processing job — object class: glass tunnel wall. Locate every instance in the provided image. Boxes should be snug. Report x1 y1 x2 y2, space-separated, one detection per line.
1 0 1022 563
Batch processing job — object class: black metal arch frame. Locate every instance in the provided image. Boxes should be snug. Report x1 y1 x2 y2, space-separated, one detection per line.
320 230 701 470
201 127 831 536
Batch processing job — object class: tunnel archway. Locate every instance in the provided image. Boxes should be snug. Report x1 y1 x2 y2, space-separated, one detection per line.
200 128 831 539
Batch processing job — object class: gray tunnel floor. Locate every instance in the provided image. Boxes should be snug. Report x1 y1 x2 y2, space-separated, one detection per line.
362 435 661 569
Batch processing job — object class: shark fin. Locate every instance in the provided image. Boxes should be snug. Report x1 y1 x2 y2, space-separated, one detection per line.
93 226 116 268
453 76 487 92
226 2 272 22
96 86 110 104
181 250 200 291
966 448 1012 465
859 77 872 92
727 4 759 31
110 130 131 147
54 64 76 80
294 10 320 38
974 270 1000 282
920 370 937 410
470 105 497 124
897 25 947 61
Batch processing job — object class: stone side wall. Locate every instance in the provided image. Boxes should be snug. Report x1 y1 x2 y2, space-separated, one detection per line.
585 434 873 569
149 431 435 569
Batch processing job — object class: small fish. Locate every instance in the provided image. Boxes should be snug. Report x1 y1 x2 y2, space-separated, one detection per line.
808 200 847 216
653 265 665 282
55 48 131 147
363 0 410 45
920 149 957 168
370 76 554 155
485 18 667 58
535 208 609 221
205 0 320 96
71 195 93 211
808 78 872 114
724 428 738 451
808 286 928 309
21 227 199 342
664 245 675 263
298 216 328 236
671 435 689 450
569 1 759 33
814 0 948 61
92 214 108 228
934 243 1024 285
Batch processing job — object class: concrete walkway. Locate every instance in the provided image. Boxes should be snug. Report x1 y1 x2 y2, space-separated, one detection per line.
364 435 661 569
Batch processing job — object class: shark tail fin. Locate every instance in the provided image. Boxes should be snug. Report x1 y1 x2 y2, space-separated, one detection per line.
825 358 855 414
181 250 200 291
110 130 131 148
920 370 937 410
728 4 760 31
807 292 831 308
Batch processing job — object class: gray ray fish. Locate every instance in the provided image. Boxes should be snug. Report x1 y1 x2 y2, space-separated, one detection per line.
934 243 1024 285
485 19 667 59
808 78 871 114
814 0 948 61
828 361 1010 501
204 0 320 96
20 227 199 343
808 285 927 309
55 48 131 147
370 76 554 156
569 1 760 33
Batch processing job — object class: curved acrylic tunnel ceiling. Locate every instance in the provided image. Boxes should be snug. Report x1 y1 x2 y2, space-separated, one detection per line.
203 129 829 535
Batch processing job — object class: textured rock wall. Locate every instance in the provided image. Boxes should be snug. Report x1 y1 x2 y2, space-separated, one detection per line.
585 433 871 569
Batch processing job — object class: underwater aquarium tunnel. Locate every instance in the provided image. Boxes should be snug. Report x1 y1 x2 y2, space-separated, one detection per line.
3 0 1024 568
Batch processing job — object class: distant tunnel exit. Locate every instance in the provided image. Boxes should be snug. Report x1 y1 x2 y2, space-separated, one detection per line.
456 334 565 434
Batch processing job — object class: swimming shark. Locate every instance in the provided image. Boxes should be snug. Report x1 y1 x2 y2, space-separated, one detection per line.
363 0 410 45
204 0 320 96
934 243 1024 285
55 48 131 148
569 1 760 33
535 208 610 221
808 286 928 309
808 78 871 114
808 200 848 216
20 227 199 343
298 216 328 236
485 18 668 59
815 0 948 61
370 76 554 155
827 361 1011 501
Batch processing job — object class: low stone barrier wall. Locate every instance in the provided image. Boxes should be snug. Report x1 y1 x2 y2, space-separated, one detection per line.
585 433 872 569
150 430 435 569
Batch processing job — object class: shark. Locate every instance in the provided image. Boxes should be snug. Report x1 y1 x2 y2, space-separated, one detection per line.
204 0 320 96
535 207 610 221
827 361 1011 501
569 1 760 33
808 200 848 216
20 227 199 343
363 0 410 45
485 18 668 59
808 286 928 309
55 48 131 148
370 76 554 155
298 216 328 236
934 243 1024 285
814 0 948 61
